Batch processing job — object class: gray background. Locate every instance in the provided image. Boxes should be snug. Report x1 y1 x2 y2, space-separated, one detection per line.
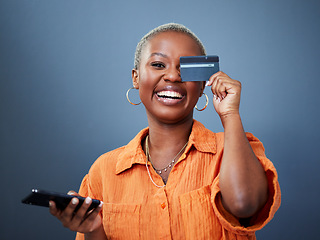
1 0 319 239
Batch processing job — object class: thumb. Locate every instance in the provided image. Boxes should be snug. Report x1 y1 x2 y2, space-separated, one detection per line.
67 190 80 197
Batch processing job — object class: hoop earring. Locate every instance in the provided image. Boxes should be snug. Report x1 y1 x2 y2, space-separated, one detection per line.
195 93 209 111
126 87 141 105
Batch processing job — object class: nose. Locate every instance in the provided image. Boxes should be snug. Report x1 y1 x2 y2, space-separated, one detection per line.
163 66 181 83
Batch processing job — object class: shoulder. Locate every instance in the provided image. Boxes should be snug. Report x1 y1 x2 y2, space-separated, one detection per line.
88 127 149 175
245 132 267 156
87 146 126 176
96 146 126 164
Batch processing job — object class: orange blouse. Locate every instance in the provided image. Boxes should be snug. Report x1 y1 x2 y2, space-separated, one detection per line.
76 120 281 240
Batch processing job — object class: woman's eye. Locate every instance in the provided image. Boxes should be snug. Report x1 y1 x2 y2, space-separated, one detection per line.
151 62 165 69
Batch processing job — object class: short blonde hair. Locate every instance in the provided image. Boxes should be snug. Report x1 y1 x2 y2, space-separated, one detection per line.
134 23 206 69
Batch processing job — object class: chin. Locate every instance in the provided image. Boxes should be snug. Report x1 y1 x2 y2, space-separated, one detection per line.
150 109 194 125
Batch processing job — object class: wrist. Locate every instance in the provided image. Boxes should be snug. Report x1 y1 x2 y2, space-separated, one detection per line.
220 112 241 129
84 225 107 240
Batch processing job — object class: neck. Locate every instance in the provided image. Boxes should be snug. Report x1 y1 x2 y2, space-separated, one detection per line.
147 115 193 150
144 116 193 184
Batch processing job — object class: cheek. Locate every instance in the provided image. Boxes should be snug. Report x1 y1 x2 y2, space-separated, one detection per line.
138 69 154 87
138 73 155 102
139 74 151 89
188 82 203 97
137 68 161 94
186 83 204 108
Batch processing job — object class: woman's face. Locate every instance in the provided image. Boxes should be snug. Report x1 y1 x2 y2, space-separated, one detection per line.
132 31 204 124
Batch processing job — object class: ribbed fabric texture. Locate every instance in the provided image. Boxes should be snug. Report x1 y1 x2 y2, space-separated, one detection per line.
76 120 281 240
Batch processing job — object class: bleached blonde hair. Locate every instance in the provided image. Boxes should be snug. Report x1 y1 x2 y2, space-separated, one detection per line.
134 23 206 70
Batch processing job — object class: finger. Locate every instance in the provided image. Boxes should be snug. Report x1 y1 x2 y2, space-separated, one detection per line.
55 197 83 231
70 197 92 226
214 77 223 100
211 75 221 101
59 197 80 223
67 190 80 196
206 71 223 87
49 200 60 217
215 77 229 100
212 74 238 100
82 201 103 223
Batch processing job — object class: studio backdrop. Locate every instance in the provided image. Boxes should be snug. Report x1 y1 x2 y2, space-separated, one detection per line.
1 0 319 239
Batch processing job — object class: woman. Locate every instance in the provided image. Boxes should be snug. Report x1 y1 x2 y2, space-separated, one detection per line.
50 23 281 239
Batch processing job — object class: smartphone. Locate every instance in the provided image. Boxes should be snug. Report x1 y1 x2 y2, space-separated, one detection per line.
21 189 101 212
180 55 219 82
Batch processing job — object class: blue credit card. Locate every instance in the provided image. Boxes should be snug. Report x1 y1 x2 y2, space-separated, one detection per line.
180 55 219 81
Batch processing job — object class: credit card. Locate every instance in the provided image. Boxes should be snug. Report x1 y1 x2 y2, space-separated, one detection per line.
180 55 219 81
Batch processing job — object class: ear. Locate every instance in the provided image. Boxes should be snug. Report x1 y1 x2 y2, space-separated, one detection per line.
200 81 206 96
132 69 139 89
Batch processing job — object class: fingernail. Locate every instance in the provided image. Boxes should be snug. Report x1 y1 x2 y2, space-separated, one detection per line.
205 81 210 86
72 198 78 205
85 197 92 204
99 201 103 207
67 191 75 195
49 201 53 207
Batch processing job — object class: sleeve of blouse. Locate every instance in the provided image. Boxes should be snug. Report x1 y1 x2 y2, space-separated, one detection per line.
75 157 104 240
211 133 281 235
78 174 90 198
75 175 89 240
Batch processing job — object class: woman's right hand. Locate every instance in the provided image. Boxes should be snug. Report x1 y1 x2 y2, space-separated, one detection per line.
49 191 104 234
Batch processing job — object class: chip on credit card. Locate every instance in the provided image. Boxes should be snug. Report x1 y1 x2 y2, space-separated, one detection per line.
180 55 219 82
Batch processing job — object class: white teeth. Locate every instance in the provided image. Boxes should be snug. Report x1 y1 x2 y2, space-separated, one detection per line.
157 91 182 98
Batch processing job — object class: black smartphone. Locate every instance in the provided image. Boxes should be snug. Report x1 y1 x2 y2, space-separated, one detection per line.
21 189 101 212
180 55 220 82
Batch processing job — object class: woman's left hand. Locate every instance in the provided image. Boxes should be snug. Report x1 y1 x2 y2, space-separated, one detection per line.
206 71 241 118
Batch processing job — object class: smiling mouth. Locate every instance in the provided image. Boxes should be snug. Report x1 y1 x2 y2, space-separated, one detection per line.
156 91 183 99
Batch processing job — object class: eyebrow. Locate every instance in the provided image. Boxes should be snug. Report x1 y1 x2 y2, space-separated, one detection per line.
149 52 169 59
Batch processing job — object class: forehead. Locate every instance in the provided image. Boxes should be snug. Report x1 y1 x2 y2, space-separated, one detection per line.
142 31 203 59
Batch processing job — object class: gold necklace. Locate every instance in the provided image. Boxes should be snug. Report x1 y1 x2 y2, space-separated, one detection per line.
145 135 188 188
